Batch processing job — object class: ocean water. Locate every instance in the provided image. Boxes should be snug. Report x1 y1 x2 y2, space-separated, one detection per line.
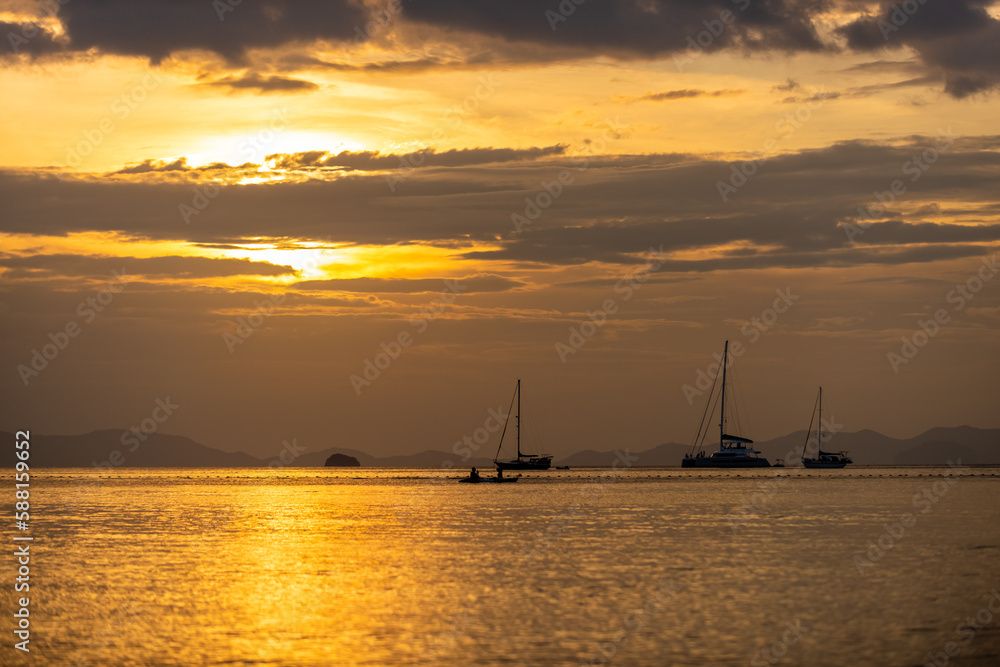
5 466 1000 666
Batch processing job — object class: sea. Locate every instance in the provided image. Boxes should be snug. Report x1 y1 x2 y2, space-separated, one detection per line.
4 466 999 666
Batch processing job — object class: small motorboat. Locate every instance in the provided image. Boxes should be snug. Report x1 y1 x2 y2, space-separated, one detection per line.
458 474 520 484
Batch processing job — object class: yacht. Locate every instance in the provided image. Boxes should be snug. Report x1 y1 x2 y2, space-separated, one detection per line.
494 379 552 471
681 341 771 468
801 387 852 468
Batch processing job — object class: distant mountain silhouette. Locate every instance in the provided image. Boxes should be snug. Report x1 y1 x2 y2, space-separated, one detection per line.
1 429 261 467
324 453 361 467
570 427 998 467
3 426 997 468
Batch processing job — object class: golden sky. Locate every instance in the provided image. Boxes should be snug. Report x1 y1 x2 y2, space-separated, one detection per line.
2 0 998 458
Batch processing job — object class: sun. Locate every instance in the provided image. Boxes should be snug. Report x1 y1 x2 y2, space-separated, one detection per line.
186 131 365 169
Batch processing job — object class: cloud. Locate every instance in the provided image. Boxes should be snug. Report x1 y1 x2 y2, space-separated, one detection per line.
838 0 1000 97
292 274 524 294
773 78 801 92
115 158 191 175
267 145 568 171
0 254 295 281
615 88 746 103
54 0 368 63
2 20 64 56
201 73 320 94
402 0 827 57
3 135 999 273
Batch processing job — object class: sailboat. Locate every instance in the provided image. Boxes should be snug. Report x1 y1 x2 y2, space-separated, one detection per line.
681 341 771 468
494 379 552 471
801 387 852 468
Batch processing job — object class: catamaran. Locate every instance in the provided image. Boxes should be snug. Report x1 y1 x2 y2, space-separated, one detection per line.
494 379 552 471
682 341 771 468
801 387 852 468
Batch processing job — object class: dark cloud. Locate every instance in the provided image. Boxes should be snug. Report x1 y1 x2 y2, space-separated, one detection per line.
0 254 295 281
838 0 1000 97
3 135 999 271
202 73 320 94
55 0 368 63
268 145 568 171
773 78 801 92
401 0 827 57
2 21 63 56
617 89 746 103
115 158 191 175
781 91 841 103
292 274 524 294
113 158 254 175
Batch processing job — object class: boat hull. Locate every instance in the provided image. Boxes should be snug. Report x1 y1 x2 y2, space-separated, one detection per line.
495 458 551 471
681 456 771 468
802 459 848 469
458 476 520 483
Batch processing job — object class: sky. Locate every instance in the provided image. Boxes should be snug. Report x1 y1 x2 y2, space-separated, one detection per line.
1 0 998 461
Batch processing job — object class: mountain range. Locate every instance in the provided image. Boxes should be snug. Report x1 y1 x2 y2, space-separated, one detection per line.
4 426 998 468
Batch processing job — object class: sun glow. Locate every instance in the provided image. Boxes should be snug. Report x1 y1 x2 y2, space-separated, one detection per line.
186 131 366 170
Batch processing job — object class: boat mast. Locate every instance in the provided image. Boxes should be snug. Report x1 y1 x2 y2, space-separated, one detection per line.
817 386 822 453
516 378 521 460
720 340 728 449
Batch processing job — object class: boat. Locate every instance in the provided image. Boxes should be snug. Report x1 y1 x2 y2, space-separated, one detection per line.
681 341 771 468
458 473 520 484
801 387 852 468
493 379 552 471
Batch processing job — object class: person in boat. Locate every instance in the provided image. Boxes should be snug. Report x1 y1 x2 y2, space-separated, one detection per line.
470 467 479 480
496 468 503 480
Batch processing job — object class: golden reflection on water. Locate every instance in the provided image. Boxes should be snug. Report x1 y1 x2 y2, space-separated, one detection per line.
5 468 1000 666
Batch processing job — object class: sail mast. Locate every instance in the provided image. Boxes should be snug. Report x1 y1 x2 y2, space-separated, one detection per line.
720 340 728 449
818 386 822 453
516 378 521 460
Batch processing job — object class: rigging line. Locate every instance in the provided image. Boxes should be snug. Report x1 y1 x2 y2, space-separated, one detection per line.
821 392 837 450
729 363 752 441
703 377 723 448
523 397 544 453
691 360 721 452
802 389 819 457
728 363 741 435
493 384 518 462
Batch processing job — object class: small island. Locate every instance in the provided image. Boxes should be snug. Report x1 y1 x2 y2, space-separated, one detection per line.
324 453 361 467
